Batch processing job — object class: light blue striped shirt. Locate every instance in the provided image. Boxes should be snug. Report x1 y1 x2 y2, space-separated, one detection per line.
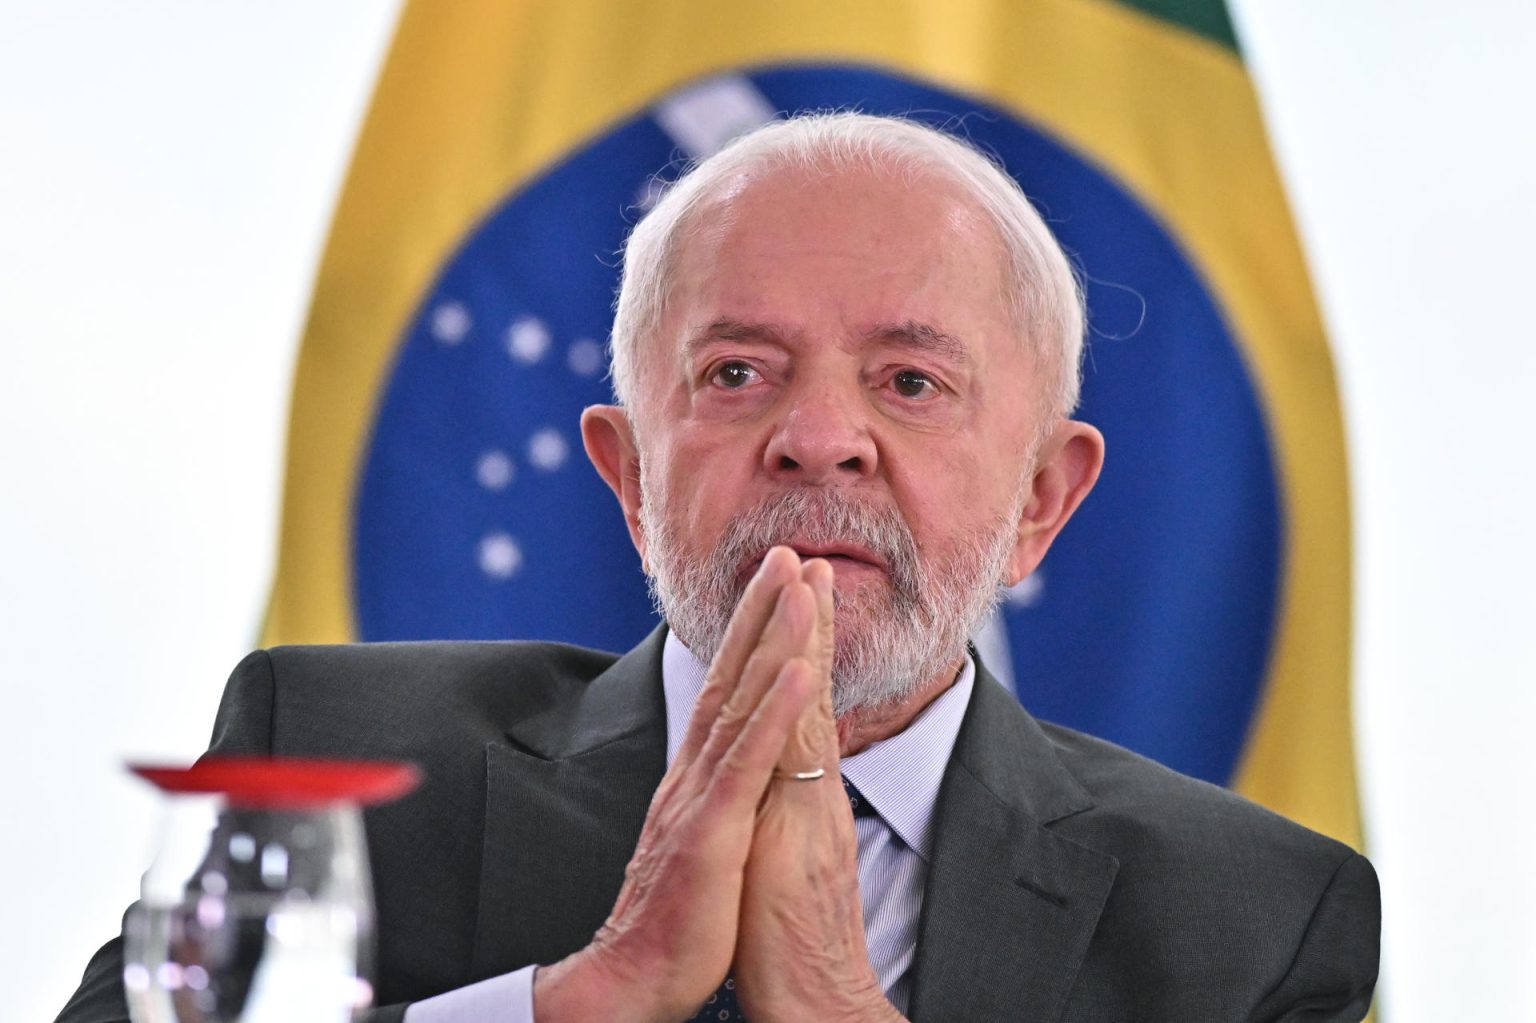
408 632 973 1021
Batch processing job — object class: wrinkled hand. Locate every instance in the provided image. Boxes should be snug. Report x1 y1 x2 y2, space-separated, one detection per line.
734 558 905 1023
533 547 821 1023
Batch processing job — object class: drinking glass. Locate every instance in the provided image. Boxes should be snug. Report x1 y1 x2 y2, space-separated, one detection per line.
122 758 418 1023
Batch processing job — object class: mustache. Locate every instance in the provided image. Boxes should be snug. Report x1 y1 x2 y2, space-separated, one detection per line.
709 489 926 611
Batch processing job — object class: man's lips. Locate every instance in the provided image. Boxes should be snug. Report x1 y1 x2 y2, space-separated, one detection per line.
786 543 887 571
740 542 889 580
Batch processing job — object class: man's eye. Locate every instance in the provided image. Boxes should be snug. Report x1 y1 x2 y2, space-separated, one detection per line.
712 362 758 389
892 370 937 399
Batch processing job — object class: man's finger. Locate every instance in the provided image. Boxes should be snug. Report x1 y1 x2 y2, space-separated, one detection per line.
708 657 818 812
674 546 800 770
802 557 836 699
694 577 816 774
777 558 839 776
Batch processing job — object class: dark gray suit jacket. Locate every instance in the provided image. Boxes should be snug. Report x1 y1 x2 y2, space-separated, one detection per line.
60 628 1379 1022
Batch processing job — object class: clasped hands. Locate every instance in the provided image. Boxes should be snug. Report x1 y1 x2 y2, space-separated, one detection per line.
534 547 905 1022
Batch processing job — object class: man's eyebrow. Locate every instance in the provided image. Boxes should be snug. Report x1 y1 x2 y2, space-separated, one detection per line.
683 318 793 356
865 321 972 364
682 318 970 364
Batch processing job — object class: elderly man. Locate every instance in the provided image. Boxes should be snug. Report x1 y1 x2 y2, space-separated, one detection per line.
60 113 1379 1022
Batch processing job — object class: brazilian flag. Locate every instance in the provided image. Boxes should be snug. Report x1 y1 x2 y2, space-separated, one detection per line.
264 0 1362 853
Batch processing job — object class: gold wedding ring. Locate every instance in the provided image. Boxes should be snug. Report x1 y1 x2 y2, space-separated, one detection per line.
772 767 827 781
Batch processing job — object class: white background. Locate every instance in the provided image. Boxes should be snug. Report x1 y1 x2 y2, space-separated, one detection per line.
1 2 1531 1018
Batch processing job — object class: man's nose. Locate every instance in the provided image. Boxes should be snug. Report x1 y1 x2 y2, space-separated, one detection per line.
762 381 878 481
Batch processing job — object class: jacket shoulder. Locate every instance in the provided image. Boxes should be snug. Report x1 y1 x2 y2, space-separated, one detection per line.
1037 722 1379 1015
211 639 622 760
265 638 618 703
1040 719 1357 869
1039 721 1378 1006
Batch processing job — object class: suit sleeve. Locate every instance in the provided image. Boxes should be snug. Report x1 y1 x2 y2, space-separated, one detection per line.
53 651 432 1022
1252 851 1382 1023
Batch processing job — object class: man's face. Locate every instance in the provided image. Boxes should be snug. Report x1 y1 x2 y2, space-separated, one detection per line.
606 163 1072 710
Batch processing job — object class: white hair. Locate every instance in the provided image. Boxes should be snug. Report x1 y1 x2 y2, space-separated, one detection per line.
608 111 1085 420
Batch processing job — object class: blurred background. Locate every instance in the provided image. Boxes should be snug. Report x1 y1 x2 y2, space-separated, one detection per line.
2 1 1532 1019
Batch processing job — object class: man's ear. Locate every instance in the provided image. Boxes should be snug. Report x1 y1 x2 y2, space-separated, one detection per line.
1006 419 1105 585
581 405 648 566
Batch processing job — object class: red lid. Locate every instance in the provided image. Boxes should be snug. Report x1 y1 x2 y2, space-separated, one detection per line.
128 757 421 808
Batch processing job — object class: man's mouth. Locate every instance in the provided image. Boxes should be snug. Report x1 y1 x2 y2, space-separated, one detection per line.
740 542 890 583
788 542 886 570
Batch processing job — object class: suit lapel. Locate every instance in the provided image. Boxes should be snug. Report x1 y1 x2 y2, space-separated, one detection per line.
471 628 669 978
907 664 1119 1022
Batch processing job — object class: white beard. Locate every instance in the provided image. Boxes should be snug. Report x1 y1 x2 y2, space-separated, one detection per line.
640 483 1020 715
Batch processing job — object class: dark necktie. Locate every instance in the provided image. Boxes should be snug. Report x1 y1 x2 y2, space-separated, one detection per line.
686 777 879 1022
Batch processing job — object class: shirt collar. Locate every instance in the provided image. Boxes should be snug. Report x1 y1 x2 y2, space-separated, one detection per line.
661 630 973 862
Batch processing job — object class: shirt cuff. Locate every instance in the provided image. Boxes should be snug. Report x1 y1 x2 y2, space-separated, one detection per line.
403 965 537 1023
